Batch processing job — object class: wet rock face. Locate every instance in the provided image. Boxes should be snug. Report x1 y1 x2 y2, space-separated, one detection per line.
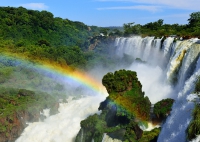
0 112 24 142
0 110 42 142
0 89 59 142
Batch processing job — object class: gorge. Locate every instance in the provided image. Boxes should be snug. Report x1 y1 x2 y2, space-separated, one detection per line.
13 36 200 142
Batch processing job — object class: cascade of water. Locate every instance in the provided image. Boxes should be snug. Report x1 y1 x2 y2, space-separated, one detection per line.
152 38 162 49
16 95 105 142
177 43 200 88
123 36 143 58
149 38 164 66
165 40 197 84
115 37 127 58
115 36 143 59
115 36 163 66
158 55 200 142
141 37 155 61
162 37 174 56
16 36 200 142
80 129 84 142
115 36 200 141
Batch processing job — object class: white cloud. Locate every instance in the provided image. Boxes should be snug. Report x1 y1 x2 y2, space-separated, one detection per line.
95 0 200 11
97 5 162 12
21 3 48 10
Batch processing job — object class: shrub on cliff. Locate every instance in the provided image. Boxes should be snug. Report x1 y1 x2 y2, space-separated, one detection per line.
102 70 150 121
153 98 174 119
187 76 200 140
187 104 200 140
0 87 59 141
195 76 200 93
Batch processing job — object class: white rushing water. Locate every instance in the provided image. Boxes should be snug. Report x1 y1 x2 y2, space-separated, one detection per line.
16 36 200 142
16 94 106 142
115 36 200 142
157 60 200 142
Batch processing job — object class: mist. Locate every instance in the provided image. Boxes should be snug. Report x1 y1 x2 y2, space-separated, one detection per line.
11 36 179 141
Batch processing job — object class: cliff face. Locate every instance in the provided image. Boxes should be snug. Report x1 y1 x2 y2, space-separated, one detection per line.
0 88 59 142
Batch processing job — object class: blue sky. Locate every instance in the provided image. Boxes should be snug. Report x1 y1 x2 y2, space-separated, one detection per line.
1 0 199 27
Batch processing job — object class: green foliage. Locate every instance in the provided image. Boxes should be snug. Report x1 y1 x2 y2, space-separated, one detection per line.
195 76 200 93
122 12 200 37
76 70 155 142
124 122 160 142
153 98 174 118
0 6 110 70
0 86 60 141
187 105 200 140
102 69 138 93
37 39 51 47
100 28 109 36
0 87 58 118
0 6 100 49
79 114 107 142
188 12 200 27
138 127 161 142
186 78 200 139
102 70 151 121
123 121 140 141
18 89 35 96
123 23 141 36
0 64 14 83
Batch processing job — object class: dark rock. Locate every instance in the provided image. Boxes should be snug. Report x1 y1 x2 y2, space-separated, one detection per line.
18 89 35 97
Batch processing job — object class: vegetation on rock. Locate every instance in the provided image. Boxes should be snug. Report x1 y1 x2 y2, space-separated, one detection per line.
76 70 175 142
153 98 174 119
187 104 200 140
124 126 161 142
0 6 198 142
187 76 200 140
102 70 151 121
0 87 59 141
0 58 69 141
76 70 159 142
195 76 200 93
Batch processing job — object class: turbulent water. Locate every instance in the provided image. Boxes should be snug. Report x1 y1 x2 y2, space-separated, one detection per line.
16 36 200 142
16 95 106 142
115 36 200 142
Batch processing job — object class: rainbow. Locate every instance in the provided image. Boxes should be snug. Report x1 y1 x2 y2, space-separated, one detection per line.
0 52 107 95
0 52 150 123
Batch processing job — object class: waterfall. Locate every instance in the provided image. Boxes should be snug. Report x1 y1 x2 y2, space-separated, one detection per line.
115 36 200 141
115 36 143 59
166 39 199 84
16 36 200 142
80 129 84 142
141 36 155 61
16 95 106 142
115 36 164 66
177 43 200 87
157 56 200 142
162 37 174 57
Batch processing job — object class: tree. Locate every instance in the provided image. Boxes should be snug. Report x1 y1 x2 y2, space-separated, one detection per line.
188 11 200 26
143 19 164 30
99 28 109 36
123 22 142 36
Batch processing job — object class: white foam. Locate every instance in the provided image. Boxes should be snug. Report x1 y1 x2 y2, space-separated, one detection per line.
16 95 105 142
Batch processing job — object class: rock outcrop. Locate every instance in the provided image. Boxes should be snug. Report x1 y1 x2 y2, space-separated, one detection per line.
75 70 161 142
0 88 59 142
